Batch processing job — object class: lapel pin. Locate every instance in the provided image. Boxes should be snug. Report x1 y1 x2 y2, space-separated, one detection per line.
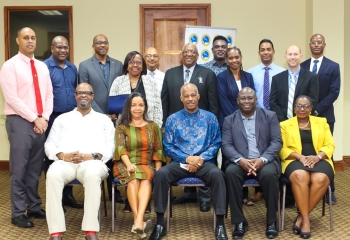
198 76 203 83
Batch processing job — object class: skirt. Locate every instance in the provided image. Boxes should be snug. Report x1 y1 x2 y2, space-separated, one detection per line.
284 160 334 181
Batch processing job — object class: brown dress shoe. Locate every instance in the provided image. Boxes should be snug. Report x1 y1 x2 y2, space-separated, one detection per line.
251 192 263 202
85 234 99 240
49 236 62 240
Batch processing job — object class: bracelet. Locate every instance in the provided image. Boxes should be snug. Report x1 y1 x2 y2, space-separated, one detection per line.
317 154 322 160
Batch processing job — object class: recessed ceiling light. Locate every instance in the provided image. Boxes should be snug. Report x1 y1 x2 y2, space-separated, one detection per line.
38 10 63 16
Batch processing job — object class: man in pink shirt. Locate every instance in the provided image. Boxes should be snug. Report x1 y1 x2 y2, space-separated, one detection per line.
0 27 53 228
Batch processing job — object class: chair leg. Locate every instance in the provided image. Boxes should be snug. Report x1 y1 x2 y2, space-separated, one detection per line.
102 180 107 217
322 194 326 216
213 210 216 232
328 185 333 231
281 184 286 231
112 183 115 233
278 191 281 232
167 187 170 232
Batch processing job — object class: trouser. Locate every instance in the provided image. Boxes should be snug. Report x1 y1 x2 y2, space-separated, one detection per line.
225 163 279 224
46 160 108 233
6 115 45 218
153 161 226 215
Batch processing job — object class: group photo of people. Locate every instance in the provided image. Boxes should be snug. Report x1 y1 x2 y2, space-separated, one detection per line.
0 3 343 238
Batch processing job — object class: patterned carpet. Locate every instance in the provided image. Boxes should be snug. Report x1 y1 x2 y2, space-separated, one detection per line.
0 168 349 240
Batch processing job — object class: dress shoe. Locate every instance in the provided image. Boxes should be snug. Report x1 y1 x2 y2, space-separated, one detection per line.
292 215 301 235
232 221 248 239
265 222 278 239
148 224 166 240
115 196 126 204
49 236 62 240
200 201 211 212
300 231 311 239
62 194 83 208
172 196 197 205
251 191 263 202
85 234 99 240
11 215 34 228
215 224 228 240
135 219 153 234
27 209 46 219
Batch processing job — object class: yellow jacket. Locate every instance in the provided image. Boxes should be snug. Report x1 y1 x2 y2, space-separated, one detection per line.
279 116 335 173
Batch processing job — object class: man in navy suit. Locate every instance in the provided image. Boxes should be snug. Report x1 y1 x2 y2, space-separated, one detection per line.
300 34 340 205
222 87 282 239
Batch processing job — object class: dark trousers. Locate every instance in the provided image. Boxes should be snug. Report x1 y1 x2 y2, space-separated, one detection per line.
153 161 226 215
6 115 45 217
225 162 279 224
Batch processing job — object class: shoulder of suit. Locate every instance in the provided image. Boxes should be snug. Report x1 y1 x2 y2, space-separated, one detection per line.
272 69 288 79
108 56 123 65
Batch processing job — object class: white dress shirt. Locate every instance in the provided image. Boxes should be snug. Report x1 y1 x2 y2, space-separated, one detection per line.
310 56 324 74
147 69 165 95
45 108 115 163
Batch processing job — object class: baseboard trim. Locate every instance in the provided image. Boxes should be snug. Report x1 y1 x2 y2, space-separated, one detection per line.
0 160 9 170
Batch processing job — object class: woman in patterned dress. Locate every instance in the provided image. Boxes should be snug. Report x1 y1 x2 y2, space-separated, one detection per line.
113 92 165 239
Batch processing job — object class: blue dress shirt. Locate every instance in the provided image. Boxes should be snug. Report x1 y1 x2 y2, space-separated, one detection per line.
43 56 77 113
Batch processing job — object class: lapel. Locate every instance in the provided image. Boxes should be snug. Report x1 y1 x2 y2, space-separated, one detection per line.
91 56 108 88
310 116 319 150
294 68 306 96
109 58 115 89
255 109 261 145
290 117 302 151
190 64 200 83
317 57 328 76
236 111 247 140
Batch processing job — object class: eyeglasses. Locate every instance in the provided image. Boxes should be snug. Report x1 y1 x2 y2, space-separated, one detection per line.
53 45 69 50
94 41 109 45
295 104 311 110
145 54 159 58
182 50 197 55
310 41 324 46
129 60 142 66
75 91 94 96
213 45 227 50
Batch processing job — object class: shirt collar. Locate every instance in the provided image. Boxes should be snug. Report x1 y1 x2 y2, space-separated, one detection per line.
182 108 200 117
311 55 324 63
240 110 256 120
72 107 95 117
94 55 110 64
288 67 301 76
48 55 69 68
183 64 196 72
259 62 276 70
18 51 34 63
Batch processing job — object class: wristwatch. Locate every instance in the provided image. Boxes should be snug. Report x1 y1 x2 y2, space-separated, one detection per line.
92 153 100 160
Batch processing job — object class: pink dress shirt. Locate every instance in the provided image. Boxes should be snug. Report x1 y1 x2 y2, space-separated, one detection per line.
0 52 53 122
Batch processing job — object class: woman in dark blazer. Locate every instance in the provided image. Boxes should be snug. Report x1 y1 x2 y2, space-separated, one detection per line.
217 47 255 127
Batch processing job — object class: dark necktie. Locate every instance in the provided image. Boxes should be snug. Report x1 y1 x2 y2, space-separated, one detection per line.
263 67 270 109
312 59 319 73
30 59 43 116
184 69 190 84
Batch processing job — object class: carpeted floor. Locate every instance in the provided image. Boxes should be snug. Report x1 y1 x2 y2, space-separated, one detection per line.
0 168 348 240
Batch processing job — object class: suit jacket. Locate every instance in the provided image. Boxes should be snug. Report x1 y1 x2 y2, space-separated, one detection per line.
161 64 219 127
270 68 319 122
300 57 340 123
217 70 255 127
78 55 123 113
279 115 335 173
221 108 282 174
109 74 162 127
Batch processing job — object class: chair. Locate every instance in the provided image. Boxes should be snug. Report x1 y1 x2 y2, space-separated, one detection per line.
66 179 107 230
280 177 333 231
167 177 216 232
111 177 128 232
224 178 282 231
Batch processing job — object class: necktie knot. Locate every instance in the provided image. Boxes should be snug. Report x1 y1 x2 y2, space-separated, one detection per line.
314 59 319 64
149 71 155 78
264 67 270 71
184 69 190 84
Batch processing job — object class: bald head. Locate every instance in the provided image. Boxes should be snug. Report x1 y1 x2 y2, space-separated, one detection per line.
238 87 256 98
180 83 200 113
310 34 325 43
237 87 257 117
309 34 326 58
180 83 198 96
75 83 94 113
16 27 36 58
144 47 160 71
93 34 108 43
52 36 68 45
284 45 303 71
51 36 69 64
285 45 301 54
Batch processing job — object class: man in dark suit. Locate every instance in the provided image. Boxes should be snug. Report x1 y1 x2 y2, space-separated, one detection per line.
161 43 219 212
270 45 319 122
222 87 282 239
78 34 124 204
300 34 340 205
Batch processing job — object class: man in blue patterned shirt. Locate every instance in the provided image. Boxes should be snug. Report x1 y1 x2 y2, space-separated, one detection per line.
149 83 227 240
202 35 228 76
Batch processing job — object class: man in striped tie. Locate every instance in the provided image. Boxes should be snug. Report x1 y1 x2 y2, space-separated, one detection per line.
270 45 319 122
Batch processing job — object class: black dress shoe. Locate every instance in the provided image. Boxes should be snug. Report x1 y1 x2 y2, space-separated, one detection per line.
200 201 211 212
172 196 197 205
265 222 278 239
11 215 34 228
27 209 46 219
62 194 83 208
300 231 311 239
232 221 248 239
292 215 301 235
148 224 166 240
115 196 126 204
215 224 228 240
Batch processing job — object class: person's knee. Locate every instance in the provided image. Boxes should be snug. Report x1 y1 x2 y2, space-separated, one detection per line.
290 170 309 185
311 173 329 186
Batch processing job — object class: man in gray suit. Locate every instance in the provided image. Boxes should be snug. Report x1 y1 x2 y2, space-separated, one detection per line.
222 87 282 239
78 34 124 204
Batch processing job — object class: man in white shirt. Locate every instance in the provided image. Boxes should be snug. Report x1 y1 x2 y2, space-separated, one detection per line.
144 47 165 95
45 83 115 240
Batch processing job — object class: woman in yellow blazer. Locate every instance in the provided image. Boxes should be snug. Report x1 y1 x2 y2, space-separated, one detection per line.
280 95 334 239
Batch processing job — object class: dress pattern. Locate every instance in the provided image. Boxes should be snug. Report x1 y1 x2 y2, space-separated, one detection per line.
113 122 165 183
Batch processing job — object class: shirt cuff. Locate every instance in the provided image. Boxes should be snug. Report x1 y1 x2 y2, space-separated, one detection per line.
233 157 242 165
260 157 268 165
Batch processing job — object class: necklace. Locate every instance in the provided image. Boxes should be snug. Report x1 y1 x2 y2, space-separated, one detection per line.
298 120 310 129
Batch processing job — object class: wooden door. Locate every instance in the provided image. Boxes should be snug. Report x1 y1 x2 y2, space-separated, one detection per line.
140 4 211 72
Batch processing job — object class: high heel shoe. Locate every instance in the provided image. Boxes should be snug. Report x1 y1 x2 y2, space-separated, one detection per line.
131 224 137 233
292 215 301 235
300 231 311 239
135 219 153 239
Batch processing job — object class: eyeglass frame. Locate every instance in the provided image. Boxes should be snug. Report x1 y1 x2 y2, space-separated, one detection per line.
75 91 94 96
